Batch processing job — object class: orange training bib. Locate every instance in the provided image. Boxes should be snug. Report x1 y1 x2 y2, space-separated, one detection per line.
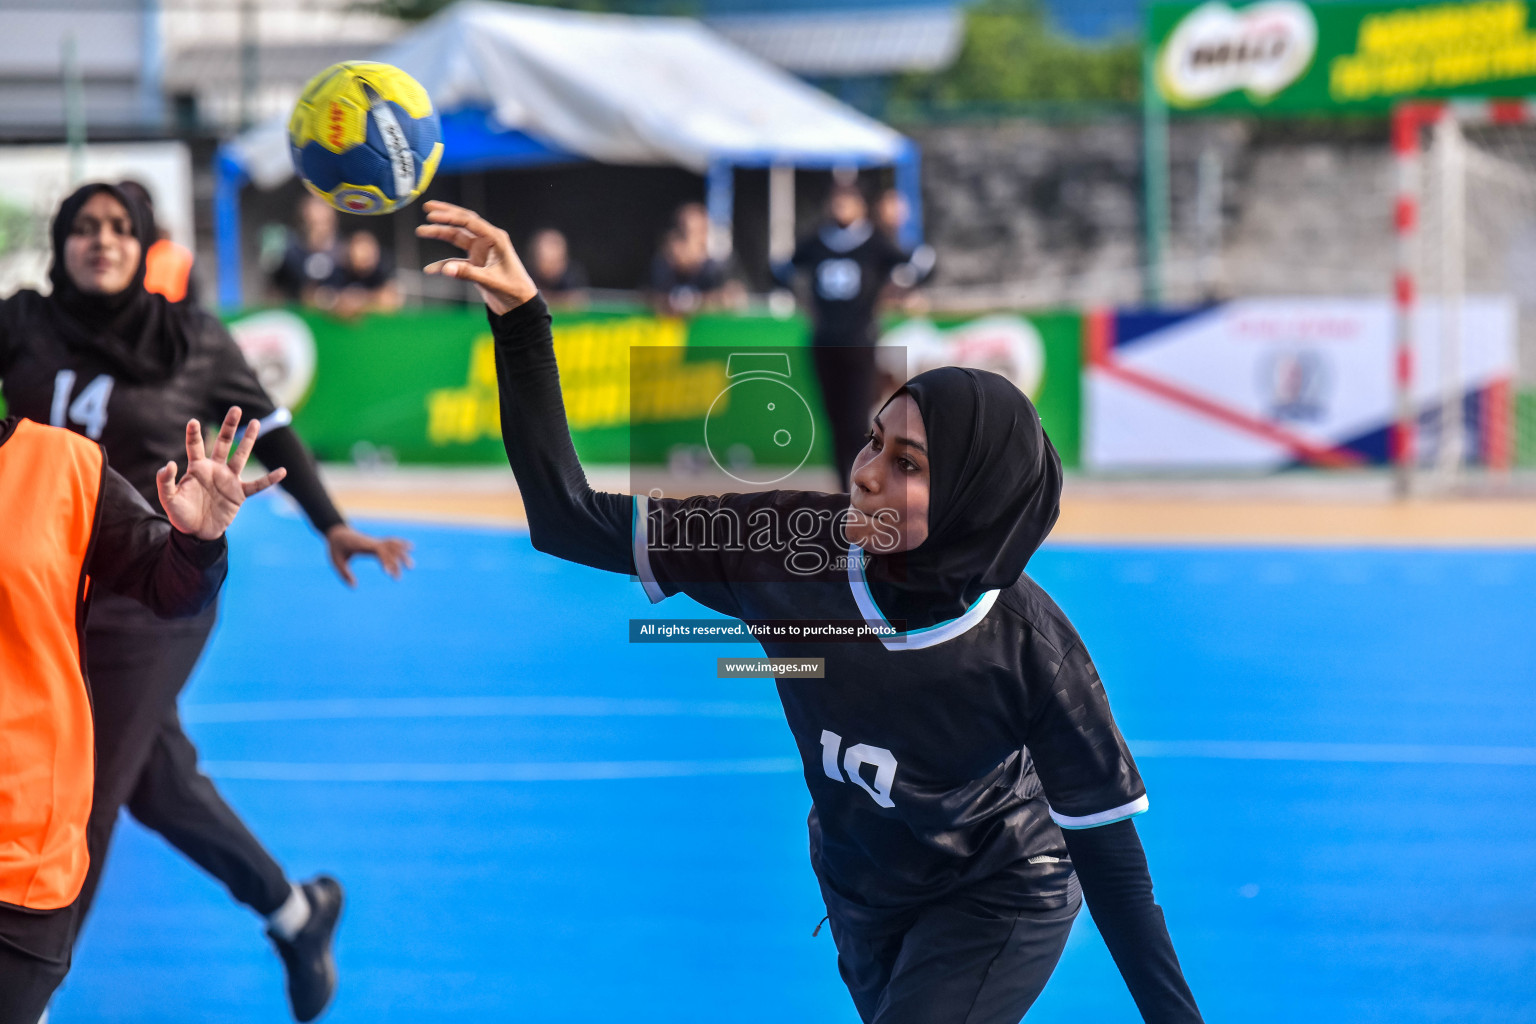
0 419 104 909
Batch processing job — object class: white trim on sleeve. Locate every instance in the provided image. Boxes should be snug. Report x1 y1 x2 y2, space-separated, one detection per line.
258 407 293 433
1048 794 1150 830
632 494 666 604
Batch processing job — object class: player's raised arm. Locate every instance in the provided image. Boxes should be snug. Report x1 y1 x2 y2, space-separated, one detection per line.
417 202 633 573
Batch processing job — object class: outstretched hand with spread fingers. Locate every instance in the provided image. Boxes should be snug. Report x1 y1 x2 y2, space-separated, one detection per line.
416 200 539 315
157 406 287 540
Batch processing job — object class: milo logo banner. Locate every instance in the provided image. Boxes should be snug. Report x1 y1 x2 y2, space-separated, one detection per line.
222 307 1083 470
1150 0 1536 113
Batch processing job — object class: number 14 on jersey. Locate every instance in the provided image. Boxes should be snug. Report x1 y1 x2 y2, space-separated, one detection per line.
50 370 115 440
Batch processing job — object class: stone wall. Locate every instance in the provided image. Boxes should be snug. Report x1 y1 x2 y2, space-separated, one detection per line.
909 116 1399 310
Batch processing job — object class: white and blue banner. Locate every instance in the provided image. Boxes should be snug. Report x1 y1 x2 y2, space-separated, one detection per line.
1085 297 1516 470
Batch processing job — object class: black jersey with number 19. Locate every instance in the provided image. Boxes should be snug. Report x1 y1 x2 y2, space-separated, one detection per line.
634 489 1147 913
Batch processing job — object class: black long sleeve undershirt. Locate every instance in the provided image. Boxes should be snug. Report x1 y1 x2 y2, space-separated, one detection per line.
1063 819 1205 1023
489 296 1202 1023
251 425 345 535
89 463 228 618
488 295 632 573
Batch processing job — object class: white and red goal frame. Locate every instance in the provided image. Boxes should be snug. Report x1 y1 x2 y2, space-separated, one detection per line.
1392 99 1520 491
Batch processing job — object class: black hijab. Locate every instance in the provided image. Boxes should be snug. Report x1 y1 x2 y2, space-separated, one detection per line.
863 366 1063 630
43 182 192 382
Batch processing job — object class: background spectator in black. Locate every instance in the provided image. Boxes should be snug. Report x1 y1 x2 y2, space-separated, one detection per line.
332 230 401 319
775 183 935 489
649 203 744 316
650 228 720 316
527 228 589 308
674 201 710 258
270 195 344 307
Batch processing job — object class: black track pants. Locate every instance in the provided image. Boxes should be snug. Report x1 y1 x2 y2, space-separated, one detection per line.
811 342 879 491
0 940 68 1024
74 596 291 941
823 876 1082 1024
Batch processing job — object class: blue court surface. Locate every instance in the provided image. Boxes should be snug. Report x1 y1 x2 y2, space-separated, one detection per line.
54 494 1536 1023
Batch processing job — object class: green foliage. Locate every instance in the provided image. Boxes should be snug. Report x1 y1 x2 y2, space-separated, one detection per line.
893 0 1141 108
0 197 38 258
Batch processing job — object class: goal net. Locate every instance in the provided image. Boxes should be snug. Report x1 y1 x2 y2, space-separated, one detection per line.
1395 101 1536 489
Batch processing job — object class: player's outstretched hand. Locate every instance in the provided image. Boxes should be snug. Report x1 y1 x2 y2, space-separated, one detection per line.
416 201 538 315
157 407 287 541
324 524 415 587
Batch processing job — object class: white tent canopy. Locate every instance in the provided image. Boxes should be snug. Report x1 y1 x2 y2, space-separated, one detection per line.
228 0 909 190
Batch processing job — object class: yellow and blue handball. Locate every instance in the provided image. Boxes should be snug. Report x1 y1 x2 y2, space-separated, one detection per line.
288 61 443 216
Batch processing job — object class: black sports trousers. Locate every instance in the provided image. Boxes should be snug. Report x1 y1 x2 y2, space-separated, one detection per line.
0 940 68 1024
74 595 291 939
811 341 879 491
821 872 1082 1024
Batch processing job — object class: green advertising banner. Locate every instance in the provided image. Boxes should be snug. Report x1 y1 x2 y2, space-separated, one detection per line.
222 305 1084 470
1149 0 1536 114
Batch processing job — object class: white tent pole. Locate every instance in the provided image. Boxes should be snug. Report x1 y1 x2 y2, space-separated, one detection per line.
769 163 795 266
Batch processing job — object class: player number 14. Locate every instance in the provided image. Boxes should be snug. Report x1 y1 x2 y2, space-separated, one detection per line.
51 370 115 440
819 729 897 809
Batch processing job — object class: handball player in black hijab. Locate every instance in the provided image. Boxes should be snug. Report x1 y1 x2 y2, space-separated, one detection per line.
0 183 412 1021
418 200 1204 1023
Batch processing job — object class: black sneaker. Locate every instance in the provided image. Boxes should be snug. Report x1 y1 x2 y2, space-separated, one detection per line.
269 875 344 1022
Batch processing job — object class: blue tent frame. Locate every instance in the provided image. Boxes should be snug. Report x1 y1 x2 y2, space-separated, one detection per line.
214 106 922 309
